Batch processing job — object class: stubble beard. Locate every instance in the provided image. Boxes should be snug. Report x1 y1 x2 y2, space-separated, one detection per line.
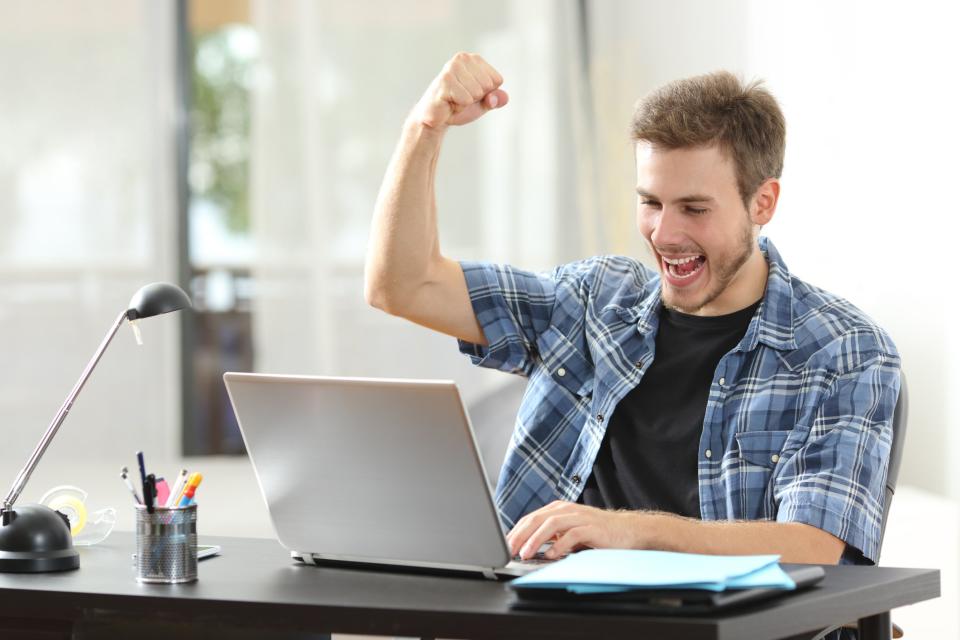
662 222 755 315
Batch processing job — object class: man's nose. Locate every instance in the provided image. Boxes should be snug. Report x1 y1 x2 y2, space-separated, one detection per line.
650 207 686 248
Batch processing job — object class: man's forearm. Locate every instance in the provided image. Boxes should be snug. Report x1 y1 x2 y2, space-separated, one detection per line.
510 501 849 564
364 120 446 312
642 512 846 564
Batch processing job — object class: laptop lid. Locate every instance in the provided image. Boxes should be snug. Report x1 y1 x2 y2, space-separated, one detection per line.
223 373 511 572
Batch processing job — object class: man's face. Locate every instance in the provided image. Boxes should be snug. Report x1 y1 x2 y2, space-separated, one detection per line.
635 142 758 315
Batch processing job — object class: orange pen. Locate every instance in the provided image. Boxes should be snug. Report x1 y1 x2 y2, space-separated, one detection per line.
175 472 203 507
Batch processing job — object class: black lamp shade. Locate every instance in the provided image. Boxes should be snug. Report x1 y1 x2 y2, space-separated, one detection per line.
0 505 79 572
126 282 192 320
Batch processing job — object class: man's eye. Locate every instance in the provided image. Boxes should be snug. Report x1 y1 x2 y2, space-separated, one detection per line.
686 206 708 215
641 200 661 208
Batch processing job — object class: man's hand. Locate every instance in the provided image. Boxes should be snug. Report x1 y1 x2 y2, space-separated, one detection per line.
507 501 647 560
410 52 509 131
506 500 848 564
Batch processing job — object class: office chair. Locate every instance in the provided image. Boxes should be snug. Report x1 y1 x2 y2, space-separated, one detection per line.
880 372 909 553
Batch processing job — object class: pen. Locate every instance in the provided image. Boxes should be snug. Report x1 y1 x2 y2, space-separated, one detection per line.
172 471 201 506
136 451 148 489
144 473 156 514
176 473 203 507
120 466 142 504
165 469 189 508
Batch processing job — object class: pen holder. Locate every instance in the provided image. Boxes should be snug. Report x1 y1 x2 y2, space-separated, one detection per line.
134 503 197 583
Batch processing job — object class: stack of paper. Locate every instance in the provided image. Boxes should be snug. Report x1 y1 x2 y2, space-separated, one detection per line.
510 549 796 594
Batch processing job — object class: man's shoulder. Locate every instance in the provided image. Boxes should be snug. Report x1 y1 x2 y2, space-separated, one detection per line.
552 254 658 302
787 274 899 366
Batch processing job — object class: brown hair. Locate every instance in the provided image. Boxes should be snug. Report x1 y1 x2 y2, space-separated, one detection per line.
630 71 785 207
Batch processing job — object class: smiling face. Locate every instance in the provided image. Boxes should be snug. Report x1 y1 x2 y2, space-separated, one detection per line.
635 142 778 316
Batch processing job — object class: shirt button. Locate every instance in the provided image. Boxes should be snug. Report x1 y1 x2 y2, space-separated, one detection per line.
557 367 566 377
572 474 581 485
718 377 726 386
771 454 780 464
596 413 604 422
705 449 713 459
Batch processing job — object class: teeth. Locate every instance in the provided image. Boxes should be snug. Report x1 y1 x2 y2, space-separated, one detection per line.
662 255 703 265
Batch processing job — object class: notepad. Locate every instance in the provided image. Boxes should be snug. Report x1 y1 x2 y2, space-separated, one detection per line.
510 549 796 594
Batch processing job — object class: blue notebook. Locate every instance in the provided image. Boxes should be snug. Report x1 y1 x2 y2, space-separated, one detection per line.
511 549 796 594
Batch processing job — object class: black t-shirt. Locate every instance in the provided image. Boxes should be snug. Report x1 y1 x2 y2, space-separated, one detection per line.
579 300 761 517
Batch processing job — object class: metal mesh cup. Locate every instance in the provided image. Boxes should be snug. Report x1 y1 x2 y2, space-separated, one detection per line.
134 504 197 583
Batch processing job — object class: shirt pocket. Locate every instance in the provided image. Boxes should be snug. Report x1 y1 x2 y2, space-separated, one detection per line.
536 326 593 397
735 430 792 469
731 430 793 518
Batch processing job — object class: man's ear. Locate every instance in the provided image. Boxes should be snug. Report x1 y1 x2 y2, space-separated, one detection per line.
750 178 780 226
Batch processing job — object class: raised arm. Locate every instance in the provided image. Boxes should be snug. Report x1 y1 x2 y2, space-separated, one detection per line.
364 53 509 345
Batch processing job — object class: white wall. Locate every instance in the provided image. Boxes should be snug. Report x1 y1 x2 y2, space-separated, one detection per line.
748 0 960 501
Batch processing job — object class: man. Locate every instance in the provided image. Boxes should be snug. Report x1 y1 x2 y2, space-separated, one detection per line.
365 53 900 568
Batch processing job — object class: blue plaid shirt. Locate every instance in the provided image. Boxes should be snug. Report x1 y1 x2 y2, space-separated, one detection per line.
458 237 899 564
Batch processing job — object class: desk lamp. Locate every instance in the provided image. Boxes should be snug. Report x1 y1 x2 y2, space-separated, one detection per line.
0 282 191 572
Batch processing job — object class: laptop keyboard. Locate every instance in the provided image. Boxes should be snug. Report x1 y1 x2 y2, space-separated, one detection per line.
511 541 556 567
511 552 552 566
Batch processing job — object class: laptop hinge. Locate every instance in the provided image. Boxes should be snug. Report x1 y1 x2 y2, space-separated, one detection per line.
300 553 317 566
481 567 497 580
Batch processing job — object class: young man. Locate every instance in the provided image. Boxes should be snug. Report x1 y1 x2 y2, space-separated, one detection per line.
365 53 900 568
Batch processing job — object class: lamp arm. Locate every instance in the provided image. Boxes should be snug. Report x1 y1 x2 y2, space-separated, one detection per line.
1 310 129 512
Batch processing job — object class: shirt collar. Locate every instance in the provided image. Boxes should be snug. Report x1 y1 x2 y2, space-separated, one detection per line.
741 236 797 352
634 280 662 334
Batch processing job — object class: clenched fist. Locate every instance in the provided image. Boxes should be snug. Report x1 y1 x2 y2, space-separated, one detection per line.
410 52 509 131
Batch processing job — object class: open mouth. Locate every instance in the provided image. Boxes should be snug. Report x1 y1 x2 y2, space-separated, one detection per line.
662 254 706 280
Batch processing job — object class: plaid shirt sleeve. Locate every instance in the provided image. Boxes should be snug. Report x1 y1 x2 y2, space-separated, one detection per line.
455 260 586 375
772 341 900 564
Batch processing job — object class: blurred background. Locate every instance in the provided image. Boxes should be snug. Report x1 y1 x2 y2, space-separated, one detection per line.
1 0 957 636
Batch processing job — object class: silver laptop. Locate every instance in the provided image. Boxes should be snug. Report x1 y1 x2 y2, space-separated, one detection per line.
223 372 543 579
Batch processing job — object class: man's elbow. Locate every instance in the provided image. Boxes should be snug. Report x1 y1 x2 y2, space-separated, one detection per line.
803 543 845 565
791 524 846 564
364 278 394 314
363 272 414 317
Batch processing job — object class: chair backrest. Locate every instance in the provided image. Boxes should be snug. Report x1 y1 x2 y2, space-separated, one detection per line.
467 377 528 490
878 371 908 553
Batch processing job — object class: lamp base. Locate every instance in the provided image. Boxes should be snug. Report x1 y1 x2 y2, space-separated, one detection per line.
0 504 80 572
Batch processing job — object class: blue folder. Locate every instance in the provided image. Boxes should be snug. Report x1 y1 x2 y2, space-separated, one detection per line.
510 549 796 594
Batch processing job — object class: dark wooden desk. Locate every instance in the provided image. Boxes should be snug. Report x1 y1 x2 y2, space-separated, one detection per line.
0 532 940 640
